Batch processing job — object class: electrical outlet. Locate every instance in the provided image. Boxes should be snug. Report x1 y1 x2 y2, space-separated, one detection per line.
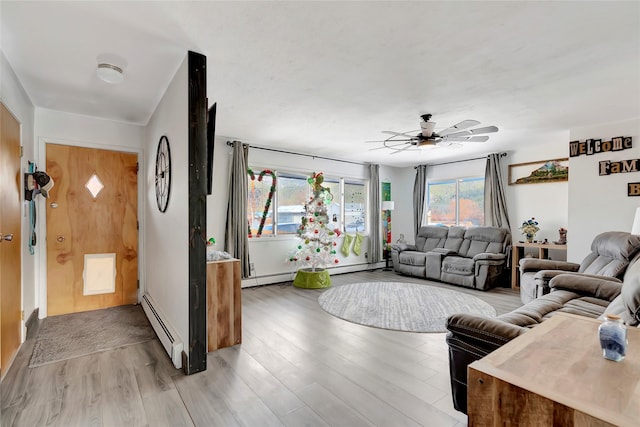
365 252 368 259
249 263 255 273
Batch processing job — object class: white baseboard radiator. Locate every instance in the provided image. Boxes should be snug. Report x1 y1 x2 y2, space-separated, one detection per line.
141 293 183 369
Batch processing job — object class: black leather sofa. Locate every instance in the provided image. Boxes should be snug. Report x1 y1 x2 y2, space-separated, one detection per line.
446 234 640 414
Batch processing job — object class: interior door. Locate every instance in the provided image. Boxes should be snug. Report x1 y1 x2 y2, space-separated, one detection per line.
1 102 22 378
46 144 138 316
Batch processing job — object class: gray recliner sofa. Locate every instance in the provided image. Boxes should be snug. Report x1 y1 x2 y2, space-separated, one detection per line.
519 231 640 304
391 225 511 290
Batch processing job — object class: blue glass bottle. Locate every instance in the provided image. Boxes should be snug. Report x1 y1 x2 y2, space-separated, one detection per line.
598 314 627 362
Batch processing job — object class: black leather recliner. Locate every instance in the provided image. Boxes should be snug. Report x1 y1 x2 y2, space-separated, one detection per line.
446 232 640 414
519 231 640 304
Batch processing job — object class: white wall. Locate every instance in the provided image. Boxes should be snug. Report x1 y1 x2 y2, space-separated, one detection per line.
144 55 189 348
504 131 569 258
568 118 640 262
35 108 145 150
1 50 36 337
380 165 414 245
207 140 409 286
399 131 569 260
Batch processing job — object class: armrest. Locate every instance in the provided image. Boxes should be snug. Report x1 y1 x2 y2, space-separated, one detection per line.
519 258 580 273
473 253 506 262
446 313 527 351
549 273 623 301
432 248 457 255
391 243 416 253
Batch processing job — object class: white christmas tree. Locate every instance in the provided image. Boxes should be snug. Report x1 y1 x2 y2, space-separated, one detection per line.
288 172 340 271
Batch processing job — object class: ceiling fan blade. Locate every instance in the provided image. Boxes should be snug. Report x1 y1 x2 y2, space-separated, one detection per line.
442 135 491 143
467 125 499 135
389 144 413 155
370 138 416 143
444 136 472 142
368 142 408 151
437 120 481 136
382 130 417 138
467 135 490 142
441 130 472 139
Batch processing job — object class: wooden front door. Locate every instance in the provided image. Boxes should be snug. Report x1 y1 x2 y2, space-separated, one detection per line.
0 103 22 378
46 144 138 316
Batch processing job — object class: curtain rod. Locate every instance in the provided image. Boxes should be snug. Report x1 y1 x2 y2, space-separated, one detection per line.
226 141 366 166
416 152 507 168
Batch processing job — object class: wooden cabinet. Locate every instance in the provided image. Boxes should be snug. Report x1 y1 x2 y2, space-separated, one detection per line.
511 242 567 288
468 313 640 427
206 259 241 352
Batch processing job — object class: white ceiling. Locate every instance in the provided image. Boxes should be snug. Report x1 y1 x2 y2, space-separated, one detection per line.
2 1 639 167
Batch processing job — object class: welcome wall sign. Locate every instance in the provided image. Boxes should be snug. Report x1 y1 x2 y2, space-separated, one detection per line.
569 136 632 157
569 136 637 196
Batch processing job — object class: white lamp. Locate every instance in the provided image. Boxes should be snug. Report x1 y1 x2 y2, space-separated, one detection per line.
632 207 640 235
381 201 395 211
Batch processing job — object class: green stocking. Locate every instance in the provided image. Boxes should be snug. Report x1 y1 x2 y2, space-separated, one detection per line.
353 232 364 256
341 234 354 257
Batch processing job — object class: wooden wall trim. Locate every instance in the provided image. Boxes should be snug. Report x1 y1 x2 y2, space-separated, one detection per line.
186 50 208 375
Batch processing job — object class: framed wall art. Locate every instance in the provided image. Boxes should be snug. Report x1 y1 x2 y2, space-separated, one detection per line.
508 158 569 185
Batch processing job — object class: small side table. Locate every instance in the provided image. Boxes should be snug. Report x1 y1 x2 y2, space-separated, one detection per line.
511 242 567 288
383 250 392 271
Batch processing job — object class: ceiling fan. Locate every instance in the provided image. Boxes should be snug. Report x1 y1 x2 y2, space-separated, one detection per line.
367 114 498 154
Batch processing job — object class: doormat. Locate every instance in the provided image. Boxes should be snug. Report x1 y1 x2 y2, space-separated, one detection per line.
29 305 156 367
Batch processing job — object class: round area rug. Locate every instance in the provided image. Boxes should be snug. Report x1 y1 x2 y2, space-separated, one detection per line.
318 282 497 333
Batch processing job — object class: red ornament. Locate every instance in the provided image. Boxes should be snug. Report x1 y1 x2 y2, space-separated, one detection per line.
314 230 319 234
334 259 339 264
333 242 337 246
317 202 322 206
306 256 310 261
309 218 314 222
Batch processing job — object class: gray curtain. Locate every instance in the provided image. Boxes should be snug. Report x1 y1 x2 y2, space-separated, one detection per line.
369 164 381 263
413 165 428 236
225 141 251 278
484 153 511 228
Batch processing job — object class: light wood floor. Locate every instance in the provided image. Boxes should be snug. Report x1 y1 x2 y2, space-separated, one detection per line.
1 270 521 426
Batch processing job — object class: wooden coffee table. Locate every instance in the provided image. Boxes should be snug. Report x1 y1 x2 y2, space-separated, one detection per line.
467 313 639 426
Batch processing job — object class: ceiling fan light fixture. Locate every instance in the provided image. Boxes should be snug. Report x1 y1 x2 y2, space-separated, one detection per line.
96 63 124 84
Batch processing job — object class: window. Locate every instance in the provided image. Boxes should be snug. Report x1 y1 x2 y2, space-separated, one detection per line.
247 172 275 236
276 174 308 234
247 169 367 236
427 177 484 227
344 181 366 233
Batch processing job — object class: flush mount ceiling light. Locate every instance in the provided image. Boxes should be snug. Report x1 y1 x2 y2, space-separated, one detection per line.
96 63 124 84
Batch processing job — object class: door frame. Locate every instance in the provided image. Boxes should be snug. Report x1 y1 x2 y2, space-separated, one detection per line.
1 101 24 374
37 137 145 319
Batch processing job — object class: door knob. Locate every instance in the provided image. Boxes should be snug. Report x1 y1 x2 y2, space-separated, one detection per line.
0 234 13 242
57 235 65 242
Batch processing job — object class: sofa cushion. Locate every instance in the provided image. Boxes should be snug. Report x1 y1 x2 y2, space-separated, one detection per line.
579 231 640 276
398 251 427 266
498 290 576 327
443 226 465 252
442 256 474 276
414 226 449 252
458 227 510 258
604 256 640 326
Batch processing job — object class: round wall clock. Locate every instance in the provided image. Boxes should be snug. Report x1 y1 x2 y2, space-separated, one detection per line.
155 135 171 212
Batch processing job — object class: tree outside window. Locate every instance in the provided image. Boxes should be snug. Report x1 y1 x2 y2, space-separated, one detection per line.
427 177 484 227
